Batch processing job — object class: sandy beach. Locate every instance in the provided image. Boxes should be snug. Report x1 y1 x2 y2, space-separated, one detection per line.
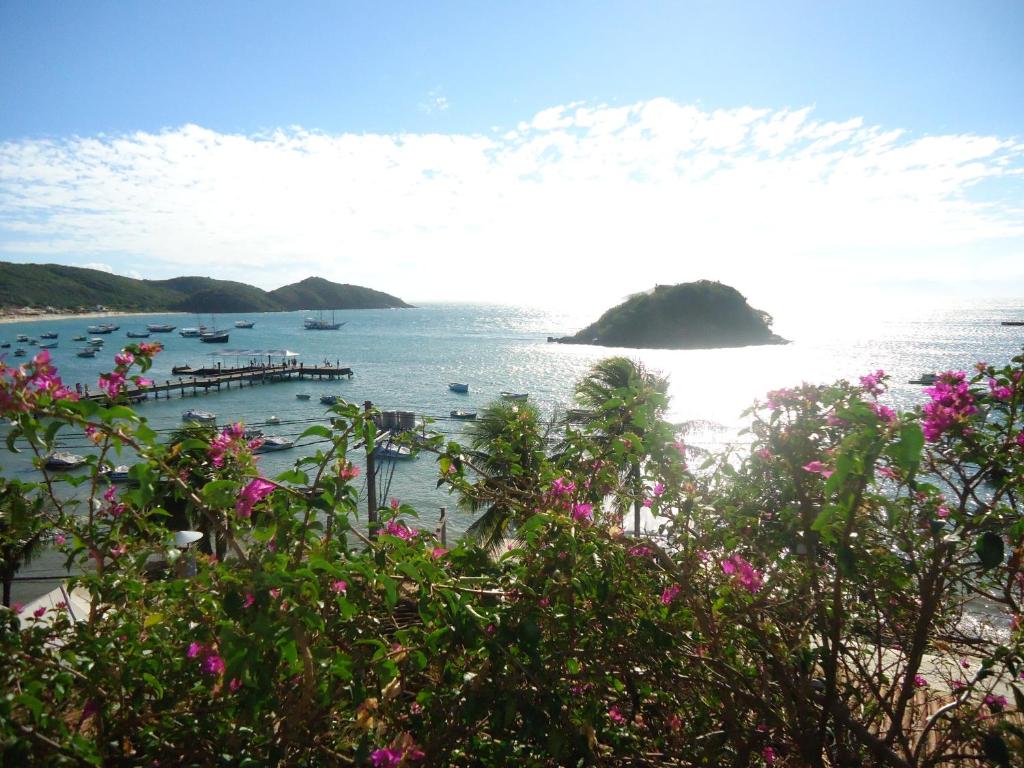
0 310 184 326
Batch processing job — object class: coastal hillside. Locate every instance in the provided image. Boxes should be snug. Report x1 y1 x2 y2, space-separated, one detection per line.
0 261 410 313
554 281 786 349
269 276 412 310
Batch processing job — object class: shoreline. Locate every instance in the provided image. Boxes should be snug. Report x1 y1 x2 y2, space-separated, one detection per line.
0 310 186 326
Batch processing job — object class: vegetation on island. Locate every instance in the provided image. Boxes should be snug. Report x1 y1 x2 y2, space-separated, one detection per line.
0 261 412 313
2 343 1024 765
554 280 786 349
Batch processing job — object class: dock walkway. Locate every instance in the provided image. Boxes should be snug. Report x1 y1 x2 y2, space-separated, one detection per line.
77 362 353 402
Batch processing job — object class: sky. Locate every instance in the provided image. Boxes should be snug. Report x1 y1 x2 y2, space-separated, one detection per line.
1 0 1022 311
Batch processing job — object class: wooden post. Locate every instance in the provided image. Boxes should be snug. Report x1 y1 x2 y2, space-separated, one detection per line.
437 507 448 547
364 400 378 537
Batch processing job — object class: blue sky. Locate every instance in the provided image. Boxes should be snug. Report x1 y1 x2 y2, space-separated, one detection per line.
1 1 1022 307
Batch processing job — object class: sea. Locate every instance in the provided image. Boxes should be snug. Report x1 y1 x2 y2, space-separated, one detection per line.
4 297 1024 604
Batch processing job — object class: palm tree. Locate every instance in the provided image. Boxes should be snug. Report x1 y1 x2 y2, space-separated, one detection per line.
458 399 546 550
573 357 669 535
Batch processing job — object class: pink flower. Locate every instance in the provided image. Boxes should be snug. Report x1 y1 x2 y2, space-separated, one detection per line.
721 554 764 594
878 466 898 480
187 641 204 659
33 606 46 618
54 534 66 546
608 705 627 724
135 376 153 388
390 498 400 510
114 351 134 367
331 579 347 594
538 597 550 607
12 602 24 614
755 447 772 460
922 372 977 442
384 520 418 541
229 677 243 692
870 402 896 424
653 482 665 497
98 371 126 398
860 369 886 396
762 746 777 764
642 498 653 508
913 674 928 688
628 545 653 558
338 461 360 480
236 477 275 518
429 546 448 559
802 460 833 479
550 477 575 496
201 653 225 676
985 694 1008 711
660 584 681 605
243 593 255 609
988 378 1013 401
937 506 950 519
370 748 404 768
1017 431 1024 448
571 502 593 522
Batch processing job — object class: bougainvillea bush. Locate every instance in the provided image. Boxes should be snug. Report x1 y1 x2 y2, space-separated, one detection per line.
1 347 1023 766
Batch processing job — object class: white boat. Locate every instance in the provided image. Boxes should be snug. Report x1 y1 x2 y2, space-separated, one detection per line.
234 320 255 328
320 395 341 405
374 444 414 460
254 436 294 453
16 334 29 342
449 382 469 393
304 310 345 330
13 348 26 357
86 324 118 334
179 327 201 337
500 392 529 401
199 330 229 343
45 452 87 470
72 335 86 341
40 332 58 339
450 410 477 419
76 348 97 358
38 341 58 349
182 409 216 424
87 338 105 346
295 393 311 400
146 324 176 332
171 365 195 375
266 415 281 424
100 465 132 483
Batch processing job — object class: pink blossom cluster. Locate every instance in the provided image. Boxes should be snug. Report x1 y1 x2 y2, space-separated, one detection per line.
988 377 1014 401
660 583 682 605
628 544 653 558
922 371 977 442
338 460 360 480
187 641 225 677
370 735 424 767
97 347 156 399
208 423 262 468
0 350 76 415
103 485 126 517
859 369 887 397
236 477 275 518
384 520 419 541
869 402 896 424
802 460 833 479
721 554 763 594
571 502 593 522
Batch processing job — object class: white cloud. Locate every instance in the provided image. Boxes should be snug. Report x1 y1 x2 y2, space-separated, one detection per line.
0 100 1022 308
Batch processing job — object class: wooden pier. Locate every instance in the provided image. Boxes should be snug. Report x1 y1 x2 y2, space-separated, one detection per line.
77 362 353 402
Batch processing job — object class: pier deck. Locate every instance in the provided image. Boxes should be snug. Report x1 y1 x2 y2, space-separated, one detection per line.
77 362 353 402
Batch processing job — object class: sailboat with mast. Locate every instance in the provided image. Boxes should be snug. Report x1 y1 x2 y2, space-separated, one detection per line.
303 309 346 330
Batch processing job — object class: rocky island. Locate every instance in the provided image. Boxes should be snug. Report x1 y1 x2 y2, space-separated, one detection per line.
552 280 786 350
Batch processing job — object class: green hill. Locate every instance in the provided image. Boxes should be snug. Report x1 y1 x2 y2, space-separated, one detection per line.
554 281 786 350
269 277 413 310
0 262 410 313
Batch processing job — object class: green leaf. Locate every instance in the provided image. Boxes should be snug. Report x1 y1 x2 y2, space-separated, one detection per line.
891 423 924 474
299 425 333 440
975 532 1004 570
202 479 240 507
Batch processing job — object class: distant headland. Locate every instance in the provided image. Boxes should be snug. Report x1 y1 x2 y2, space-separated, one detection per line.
551 281 787 350
0 262 412 316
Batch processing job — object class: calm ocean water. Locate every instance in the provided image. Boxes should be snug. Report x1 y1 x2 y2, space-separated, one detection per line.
4 298 1024 602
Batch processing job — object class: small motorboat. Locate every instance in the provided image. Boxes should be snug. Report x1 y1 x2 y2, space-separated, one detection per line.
126 330 150 338
45 452 87 470
0 342 9 348
179 327 201 337
16 334 29 342
76 348 98 358
182 409 216 424
171 365 194 375
320 395 341 405
500 392 529 401
38 341 58 349
448 382 469 393
254 436 294 453
234 320 255 328
373 444 414 461
243 428 265 441
147 324 176 332
28 338 38 345
72 335 86 341
1000 321 1024 326
40 332 58 339
100 465 132 483
909 373 939 385
13 348 26 357
87 338 105 346
199 330 229 343
266 415 281 424
450 410 477 420
86 324 117 334
295 393 311 400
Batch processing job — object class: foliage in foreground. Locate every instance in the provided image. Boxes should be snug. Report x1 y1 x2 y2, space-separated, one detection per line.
1 346 1024 766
